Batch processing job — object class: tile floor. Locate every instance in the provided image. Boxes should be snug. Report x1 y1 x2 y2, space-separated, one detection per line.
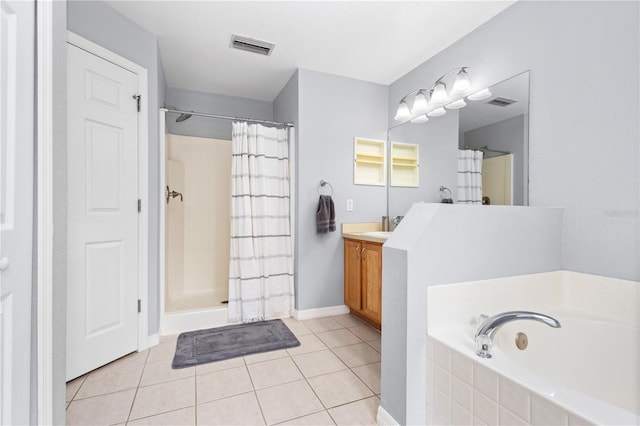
66 314 381 425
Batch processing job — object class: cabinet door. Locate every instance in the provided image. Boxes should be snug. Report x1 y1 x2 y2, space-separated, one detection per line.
344 239 362 309
361 242 382 323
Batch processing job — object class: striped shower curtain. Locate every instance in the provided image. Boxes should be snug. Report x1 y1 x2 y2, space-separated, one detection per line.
457 149 483 204
228 122 295 323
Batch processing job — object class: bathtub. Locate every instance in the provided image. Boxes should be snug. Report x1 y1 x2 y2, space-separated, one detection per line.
427 271 639 425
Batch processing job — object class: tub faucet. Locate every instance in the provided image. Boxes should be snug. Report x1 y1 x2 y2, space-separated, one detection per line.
474 311 561 359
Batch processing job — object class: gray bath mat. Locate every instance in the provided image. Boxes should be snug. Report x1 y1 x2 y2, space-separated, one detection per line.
172 319 300 369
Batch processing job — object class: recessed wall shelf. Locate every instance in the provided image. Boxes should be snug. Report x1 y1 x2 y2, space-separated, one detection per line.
354 137 386 186
391 142 419 187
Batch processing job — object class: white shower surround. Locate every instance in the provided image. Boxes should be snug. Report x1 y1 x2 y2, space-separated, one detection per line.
427 271 639 425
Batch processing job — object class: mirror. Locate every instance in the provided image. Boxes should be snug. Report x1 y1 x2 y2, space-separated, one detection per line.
387 71 530 216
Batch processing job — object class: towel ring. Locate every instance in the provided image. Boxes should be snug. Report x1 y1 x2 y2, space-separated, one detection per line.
318 180 333 196
439 185 452 199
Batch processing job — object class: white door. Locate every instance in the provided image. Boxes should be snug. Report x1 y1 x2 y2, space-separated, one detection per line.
0 0 34 423
482 154 513 205
66 44 140 380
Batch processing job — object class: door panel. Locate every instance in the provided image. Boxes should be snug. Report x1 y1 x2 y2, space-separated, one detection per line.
0 0 34 423
361 242 382 323
66 44 139 380
344 240 361 310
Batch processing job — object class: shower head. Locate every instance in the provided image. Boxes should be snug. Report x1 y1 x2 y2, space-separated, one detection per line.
176 113 192 123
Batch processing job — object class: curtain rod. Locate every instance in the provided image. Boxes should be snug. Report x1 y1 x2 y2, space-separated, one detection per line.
161 108 294 128
464 145 510 155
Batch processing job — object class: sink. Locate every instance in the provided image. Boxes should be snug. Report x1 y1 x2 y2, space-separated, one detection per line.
361 231 393 238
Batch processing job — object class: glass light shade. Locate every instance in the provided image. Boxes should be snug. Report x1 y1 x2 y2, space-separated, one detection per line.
445 99 467 109
467 88 492 101
394 100 411 121
410 114 429 123
430 82 450 105
427 107 446 117
451 68 471 95
411 91 429 115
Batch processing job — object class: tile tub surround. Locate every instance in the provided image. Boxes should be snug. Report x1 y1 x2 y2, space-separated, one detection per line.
427 271 640 425
66 314 381 425
426 336 598 426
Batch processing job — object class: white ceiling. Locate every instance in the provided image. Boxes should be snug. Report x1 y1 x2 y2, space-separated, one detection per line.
460 71 529 133
106 1 515 102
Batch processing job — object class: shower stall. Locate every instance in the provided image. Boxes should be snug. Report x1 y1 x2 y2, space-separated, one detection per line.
160 108 295 334
165 133 231 311
162 131 232 333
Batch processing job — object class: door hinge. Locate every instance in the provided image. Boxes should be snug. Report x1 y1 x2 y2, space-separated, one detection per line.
138 199 141 213
132 94 141 112
138 299 142 313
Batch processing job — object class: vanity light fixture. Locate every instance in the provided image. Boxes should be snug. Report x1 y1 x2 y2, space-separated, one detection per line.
393 67 492 124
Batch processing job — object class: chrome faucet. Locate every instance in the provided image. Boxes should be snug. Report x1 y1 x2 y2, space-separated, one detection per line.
474 311 561 358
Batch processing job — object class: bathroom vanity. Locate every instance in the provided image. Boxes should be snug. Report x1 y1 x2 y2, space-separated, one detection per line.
342 223 388 329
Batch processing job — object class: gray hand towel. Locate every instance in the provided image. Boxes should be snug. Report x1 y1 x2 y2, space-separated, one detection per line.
316 195 336 233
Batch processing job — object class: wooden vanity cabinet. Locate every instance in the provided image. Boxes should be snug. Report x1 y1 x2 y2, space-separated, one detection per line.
343 238 382 328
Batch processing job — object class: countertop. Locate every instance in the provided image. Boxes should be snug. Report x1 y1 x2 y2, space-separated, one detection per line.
341 222 390 244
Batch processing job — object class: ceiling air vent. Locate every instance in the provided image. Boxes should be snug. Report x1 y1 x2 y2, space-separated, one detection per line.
230 34 275 56
486 97 517 107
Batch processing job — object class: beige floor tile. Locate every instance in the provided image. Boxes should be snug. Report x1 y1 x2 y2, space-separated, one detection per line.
366 339 381 353
276 410 335 425
129 376 195 420
348 326 380 343
139 359 195 387
103 350 149 371
286 334 327 357
316 329 362 348
255 380 324 425
307 370 373 408
66 389 136 425
147 340 179 363
127 406 195 425
196 366 254 403
160 333 179 343
302 317 343 333
244 349 290 364
66 375 87 402
292 350 347 378
331 314 364 328
281 317 313 337
195 356 245 375
247 357 303 389
197 391 265 425
327 396 380 426
332 343 380 368
75 361 145 399
352 362 381 394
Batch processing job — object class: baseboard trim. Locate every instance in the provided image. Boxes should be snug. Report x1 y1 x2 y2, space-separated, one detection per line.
293 305 350 320
376 405 400 426
145 333 160 349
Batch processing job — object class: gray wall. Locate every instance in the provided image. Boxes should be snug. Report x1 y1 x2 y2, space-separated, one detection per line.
295 69 388 310
67 0 164 333
166 88 273 140
388 0 639 281
273 71 300 305
465 114 526 205
388 110 459 215
382 203 564 424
